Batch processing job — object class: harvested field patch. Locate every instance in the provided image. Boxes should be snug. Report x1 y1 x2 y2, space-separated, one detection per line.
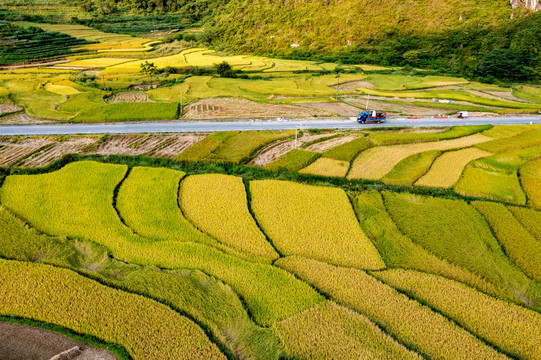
0 138 53 167
0 112 49 125
150 134 208 158
89 135 149 156
20 137 97 168
0 322 117 360
130 135 174 154
305 135 360 153
331 80 375 91
106 92 154 103
182 98 329 119
251 133 331 167
0 103 22 114
348 134 491 180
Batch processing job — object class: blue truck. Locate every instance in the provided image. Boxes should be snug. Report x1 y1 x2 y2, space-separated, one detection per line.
357 110 387 124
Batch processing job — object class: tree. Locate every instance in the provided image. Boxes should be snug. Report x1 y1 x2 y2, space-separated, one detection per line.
140 61 158 77
214 61 237 78
478 49 531 81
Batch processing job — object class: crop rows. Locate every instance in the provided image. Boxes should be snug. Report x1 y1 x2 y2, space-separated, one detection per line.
273 301 421 360
415 147 491 188
375 269 541 360
277 256 509 360
180 174 278 259
250 180 385 269
348 134 491 180
0 259 225 360
0 161 323 325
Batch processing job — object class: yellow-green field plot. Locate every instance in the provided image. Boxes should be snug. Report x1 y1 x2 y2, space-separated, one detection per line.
383 192 541 306
250 180 385 269
353 191 506 299
415 147 492 188
278 256 509 360
0 259 226 360
375 269 541 360
273 301 421 360
298 157 350 177
520 158 541 209
348 134 491 180
472 201 541 282
0 161 324 326
180 174 278 260
63 58 136 68
382 150 442 186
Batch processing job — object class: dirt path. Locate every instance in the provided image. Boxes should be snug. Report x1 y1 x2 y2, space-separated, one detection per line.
1 60 70 71
0 322 117 360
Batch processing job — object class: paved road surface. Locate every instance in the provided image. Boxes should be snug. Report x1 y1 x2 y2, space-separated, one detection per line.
0 116 540 135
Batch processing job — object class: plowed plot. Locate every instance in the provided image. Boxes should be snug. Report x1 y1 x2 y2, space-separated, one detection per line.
106 92 154 103
0 138 52 167
305 135 360 153
295 102 360 116
0 322 117 360
21 137 97 168
90 135 149 155
251 133 332 166
182 98 330 119
150 134 208 158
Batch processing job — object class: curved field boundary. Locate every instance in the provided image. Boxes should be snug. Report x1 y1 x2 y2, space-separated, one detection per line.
250 180 385 269
375 269 541 360
348 134 491 180
180 174 278 259
415 147 492 188
472 201 541 282
0 161 323 326
273 301 421 360
0 259 226 360
277 256 510 360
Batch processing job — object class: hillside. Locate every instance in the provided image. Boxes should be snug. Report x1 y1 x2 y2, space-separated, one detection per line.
210 0 540 79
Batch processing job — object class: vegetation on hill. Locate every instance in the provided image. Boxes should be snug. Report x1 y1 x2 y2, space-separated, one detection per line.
0 22 89 64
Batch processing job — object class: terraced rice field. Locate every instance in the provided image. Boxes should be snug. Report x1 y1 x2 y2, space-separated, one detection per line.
2 125 541 359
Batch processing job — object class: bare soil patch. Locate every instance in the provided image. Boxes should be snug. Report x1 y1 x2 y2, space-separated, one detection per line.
251 133 333 166
106 92 154 103
182 97 330 119
305 135 360 153
0 138 53 166
21 137 98 168
485 90 530 103
0 322 117 360
342 97 458 116
150 134 208 158
295 102 360 116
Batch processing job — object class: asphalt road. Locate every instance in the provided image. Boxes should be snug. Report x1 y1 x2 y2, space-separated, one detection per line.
0 116 540 135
